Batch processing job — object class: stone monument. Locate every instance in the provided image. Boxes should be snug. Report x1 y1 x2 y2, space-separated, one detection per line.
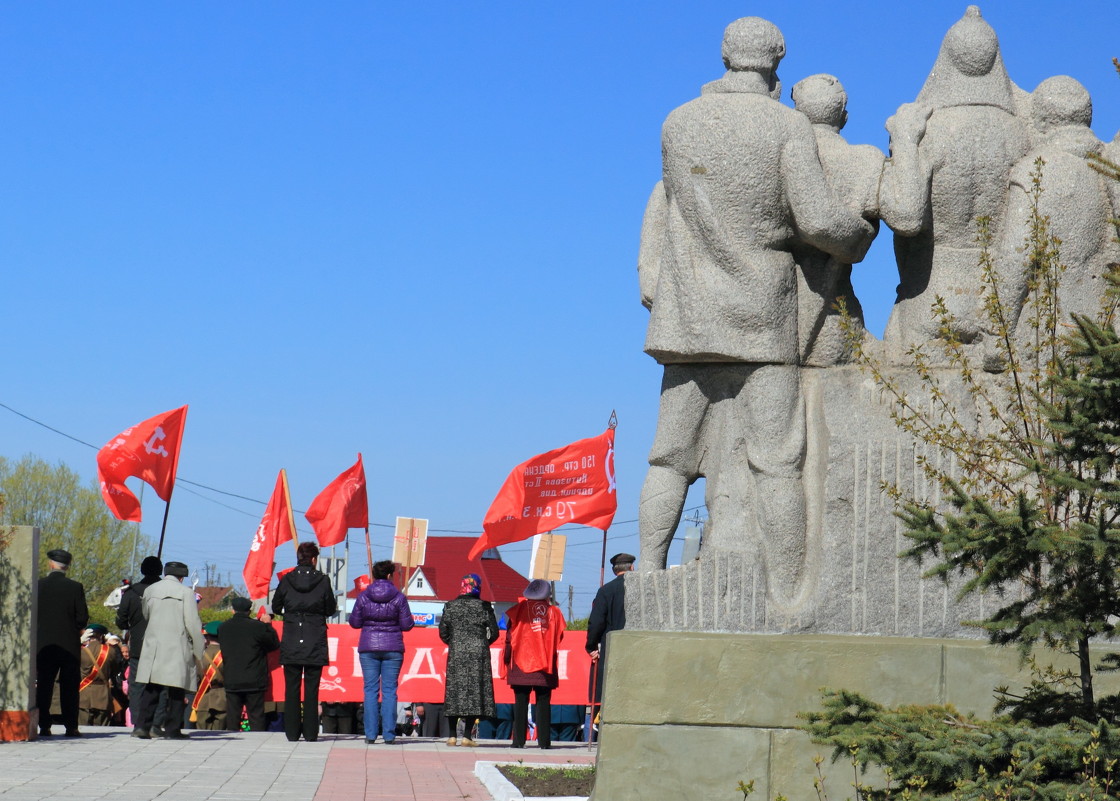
593 9 1120 801
636 17 874 613
0 526 40 741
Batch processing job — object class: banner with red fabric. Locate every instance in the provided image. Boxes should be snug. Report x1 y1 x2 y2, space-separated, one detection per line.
469 429 617 560
305 454 368 547
96 405 188 522
243 470 297 600
262 625 592 705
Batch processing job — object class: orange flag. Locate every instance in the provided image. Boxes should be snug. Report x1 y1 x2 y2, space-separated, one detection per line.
96 405 188 522
470 429 617 560
243 470 297 600
305 454 368 547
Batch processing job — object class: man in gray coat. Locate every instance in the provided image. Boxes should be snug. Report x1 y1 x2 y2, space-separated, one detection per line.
131 561 204 740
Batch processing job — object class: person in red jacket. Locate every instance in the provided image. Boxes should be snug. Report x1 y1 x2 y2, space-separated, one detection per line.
503 579 566 749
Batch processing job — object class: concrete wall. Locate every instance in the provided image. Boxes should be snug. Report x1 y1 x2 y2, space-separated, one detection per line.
0 525 39 741
591 631 1120 801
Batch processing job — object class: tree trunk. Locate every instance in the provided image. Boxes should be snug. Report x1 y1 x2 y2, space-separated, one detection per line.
1079 635 1095 715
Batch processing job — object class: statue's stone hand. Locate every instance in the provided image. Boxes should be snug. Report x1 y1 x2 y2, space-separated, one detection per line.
886 102 932 148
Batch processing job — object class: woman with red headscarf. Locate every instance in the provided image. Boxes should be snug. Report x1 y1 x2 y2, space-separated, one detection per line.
438 573 499 746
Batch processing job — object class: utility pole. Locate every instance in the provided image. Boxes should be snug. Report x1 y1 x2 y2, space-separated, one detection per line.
567 584 574 621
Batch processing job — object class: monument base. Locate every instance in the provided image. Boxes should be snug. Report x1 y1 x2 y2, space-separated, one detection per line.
1 525 39 743
591 631 1120 801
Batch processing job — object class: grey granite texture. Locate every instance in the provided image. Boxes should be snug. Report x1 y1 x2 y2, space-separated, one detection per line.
590 633 1120 801
636 17 874 612
1 526 39 739
880 6 1030 354
629 366 1001 637
1002 76 1119 335
791 74 884 368
633 8 1120 634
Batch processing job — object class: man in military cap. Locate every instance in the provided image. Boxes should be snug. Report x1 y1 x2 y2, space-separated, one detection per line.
219 596 280 731
36 548 89 737
131 561 205 740
190 622 226 730
78 623 122 726
585 553 635 711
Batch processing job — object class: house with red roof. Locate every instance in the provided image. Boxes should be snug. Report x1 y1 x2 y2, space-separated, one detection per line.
394 536 530 625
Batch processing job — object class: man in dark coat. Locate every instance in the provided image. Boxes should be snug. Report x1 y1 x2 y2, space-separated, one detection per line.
36 548 89 737
585 552 634 709
218 597 280 731
115 555 163 707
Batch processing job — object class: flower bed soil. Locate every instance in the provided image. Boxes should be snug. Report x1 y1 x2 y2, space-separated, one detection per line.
496 764 596 797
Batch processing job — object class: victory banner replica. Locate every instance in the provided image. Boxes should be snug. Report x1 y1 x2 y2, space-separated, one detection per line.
96 405 188 556
469 428 618 560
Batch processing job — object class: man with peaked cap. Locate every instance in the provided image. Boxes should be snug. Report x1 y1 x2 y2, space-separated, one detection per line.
218 596 280 731
585 553 635 712
36 548 88 737
131 561 205 740
78 623 122 726
191 622 226 730
115 555 163 715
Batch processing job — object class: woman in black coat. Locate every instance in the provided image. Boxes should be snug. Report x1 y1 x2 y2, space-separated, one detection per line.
438 573 499 746
272 541 337 742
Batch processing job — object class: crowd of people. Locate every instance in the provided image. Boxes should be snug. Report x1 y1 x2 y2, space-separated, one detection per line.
35 543 634 746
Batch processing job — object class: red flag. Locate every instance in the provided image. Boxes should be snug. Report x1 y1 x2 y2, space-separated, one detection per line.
96 406 188 522
470 429 617 560
243 470 297 600
305 454 368 547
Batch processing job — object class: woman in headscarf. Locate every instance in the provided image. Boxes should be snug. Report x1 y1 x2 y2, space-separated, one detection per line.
272 541 337 742
348 560 414 744
438 573 499 746
504 579 566 749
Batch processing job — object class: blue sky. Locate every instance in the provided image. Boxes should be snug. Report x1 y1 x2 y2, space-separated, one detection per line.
2 2 1117 615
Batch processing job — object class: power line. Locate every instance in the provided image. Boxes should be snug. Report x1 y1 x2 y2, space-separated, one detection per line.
0 398 706 537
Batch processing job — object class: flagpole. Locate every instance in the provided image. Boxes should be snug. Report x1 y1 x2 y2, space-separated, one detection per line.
156 496 173 560
365 526 374 578
600 408 618 588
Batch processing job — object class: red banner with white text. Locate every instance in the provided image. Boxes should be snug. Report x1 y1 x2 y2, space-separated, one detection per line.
263 625 591 705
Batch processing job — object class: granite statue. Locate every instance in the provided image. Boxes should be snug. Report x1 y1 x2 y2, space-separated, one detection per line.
1002 76 1120 336
880 6 1030 354
791 74 885 366
636 17 874 610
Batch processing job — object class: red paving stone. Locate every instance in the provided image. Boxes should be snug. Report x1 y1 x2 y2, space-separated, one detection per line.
314 740 596 801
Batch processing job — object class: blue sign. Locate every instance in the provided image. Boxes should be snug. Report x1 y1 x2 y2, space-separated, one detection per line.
412 612 436 626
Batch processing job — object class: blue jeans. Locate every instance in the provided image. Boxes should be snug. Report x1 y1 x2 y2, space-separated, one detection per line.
359 650 403 741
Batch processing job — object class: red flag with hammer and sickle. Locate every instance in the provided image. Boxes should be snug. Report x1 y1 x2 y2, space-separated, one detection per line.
96 406 188 522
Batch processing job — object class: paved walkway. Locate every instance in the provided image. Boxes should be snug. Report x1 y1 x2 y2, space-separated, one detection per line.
0 729 596 801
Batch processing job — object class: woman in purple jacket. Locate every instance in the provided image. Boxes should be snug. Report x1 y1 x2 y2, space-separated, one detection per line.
348 560 414 743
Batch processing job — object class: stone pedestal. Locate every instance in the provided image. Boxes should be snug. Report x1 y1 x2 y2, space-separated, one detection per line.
591 631 1120 801
0 525 39 741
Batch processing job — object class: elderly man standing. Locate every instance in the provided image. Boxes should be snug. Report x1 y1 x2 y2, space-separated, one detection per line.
218 597 280 731
131 561 204 740
36 548 89 737
637 17 874 608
